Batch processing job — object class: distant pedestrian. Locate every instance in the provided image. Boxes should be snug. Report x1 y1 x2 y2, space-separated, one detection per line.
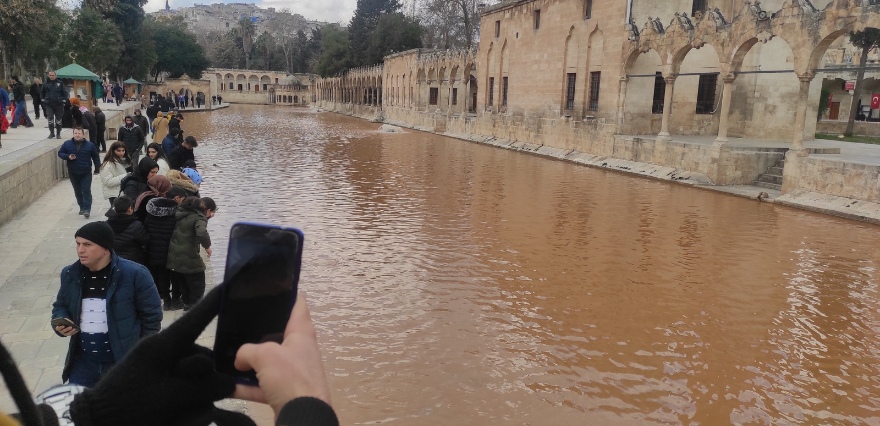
30 77 43 120
117 115 145 166
58 127 101 218
51 221 162 387
9 76 34 128
81 106 98 145
133 109 150 141
100 141 132 208
113 84 123 106
167 196 216 310
0 85 9 135
217 95 222 104
95 107 107 152
42 70 68 139
152 112 169 145
211 95 216 105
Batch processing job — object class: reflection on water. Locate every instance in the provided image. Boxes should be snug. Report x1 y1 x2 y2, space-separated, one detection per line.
186 105 880 424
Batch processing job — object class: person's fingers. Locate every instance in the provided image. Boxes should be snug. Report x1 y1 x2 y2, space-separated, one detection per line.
232 383 267 403
284 292 313 338
233 342 261 372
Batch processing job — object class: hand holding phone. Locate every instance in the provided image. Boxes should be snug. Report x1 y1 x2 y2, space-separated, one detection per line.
213 223 303 385
51 317 79 336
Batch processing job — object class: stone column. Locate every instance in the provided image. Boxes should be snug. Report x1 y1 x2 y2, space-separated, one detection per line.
657 75 677 141
714 74 737 145
465 79 471 113
790 72 815 155
617 76 628 131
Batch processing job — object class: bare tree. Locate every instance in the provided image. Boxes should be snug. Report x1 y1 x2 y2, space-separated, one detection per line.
268 10 309 73
417 0 479 50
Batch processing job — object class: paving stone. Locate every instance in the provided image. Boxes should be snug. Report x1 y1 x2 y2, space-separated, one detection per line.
0 317 25 334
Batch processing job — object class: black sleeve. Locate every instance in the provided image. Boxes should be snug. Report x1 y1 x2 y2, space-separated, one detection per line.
276 397 339 426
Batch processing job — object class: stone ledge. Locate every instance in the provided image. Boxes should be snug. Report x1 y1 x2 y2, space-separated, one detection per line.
773 190 880 225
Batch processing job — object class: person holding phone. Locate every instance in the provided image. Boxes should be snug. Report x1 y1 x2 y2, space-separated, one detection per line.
51 222 163 388
58 127 102 218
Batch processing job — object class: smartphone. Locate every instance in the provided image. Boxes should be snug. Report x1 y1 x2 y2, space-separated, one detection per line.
213 222 304 384
50 317 79 330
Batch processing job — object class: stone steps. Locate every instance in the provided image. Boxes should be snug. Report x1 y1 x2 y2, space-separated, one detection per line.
754 158 785 191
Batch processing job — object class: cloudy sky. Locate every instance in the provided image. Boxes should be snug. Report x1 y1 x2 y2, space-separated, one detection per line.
143 0 359 24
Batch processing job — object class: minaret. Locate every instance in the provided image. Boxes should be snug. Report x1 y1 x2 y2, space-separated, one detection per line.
165 0 170 11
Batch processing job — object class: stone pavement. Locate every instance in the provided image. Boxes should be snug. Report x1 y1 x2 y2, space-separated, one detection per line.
0 128 273 423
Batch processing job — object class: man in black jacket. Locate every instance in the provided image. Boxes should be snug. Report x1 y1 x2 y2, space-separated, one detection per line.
29 77 43 119
106 196 149 265
9 76 34 128
133 109 150 140
42 70 68 139
118 115 146 165
167 136 197 170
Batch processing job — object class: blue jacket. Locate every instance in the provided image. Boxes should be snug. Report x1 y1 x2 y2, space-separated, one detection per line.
58 138 101 174
0 87 8 111
161 134 176 157
52 253 162 382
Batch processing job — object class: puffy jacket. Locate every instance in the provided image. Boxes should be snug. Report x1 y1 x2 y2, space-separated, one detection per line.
29 83 42 102
96 111 106 132
161 135 176 156
143 197 178 267
167 146 194 171
11 81 25 102
100 160 130 199
51 253 162 382
133 114 150 138
166 205 210 274
118 123 145 153
107 215 150 265
81 111 97 140
57 138 101 174
42 78 68 104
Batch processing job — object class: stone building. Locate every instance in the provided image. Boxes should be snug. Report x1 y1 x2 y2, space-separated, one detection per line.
143 74 213 107
316 0 880 203
206 68 316 105
151 3 323 36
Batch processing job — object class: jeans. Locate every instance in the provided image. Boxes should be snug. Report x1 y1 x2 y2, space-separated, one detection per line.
68 353 115 388
171 271 205 305
69 170 93 212
11 100 33 127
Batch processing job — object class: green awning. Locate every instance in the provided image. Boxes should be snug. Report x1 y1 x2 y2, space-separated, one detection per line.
54 63 101 82
123 78 141 84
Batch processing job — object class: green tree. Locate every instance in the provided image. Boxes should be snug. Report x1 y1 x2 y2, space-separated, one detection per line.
108 0 157 80
845 29 880 136
367 13 422 65
349 0 402 66
146 16 210 79
60 7 124 75
314 25 353 77
0 0 63 78
209 36 244 69
238 18 256 69
251 31 286 71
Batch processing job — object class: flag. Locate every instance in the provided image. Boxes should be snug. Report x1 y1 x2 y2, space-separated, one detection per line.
872 94 880 109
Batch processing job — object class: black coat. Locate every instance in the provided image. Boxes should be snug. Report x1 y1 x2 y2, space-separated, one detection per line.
106 215 149 265
96 111 106 132
11 82 25 102
143 197 178 267
133 114 150 137
118 125 145 153
29 83 42 103
42 79 68 104
81 111 97 142
167 146 194 171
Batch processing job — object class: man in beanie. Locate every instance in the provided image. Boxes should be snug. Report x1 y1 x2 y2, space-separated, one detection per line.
51 221 163 387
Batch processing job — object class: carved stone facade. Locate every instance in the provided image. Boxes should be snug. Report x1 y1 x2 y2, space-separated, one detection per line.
313 0 880 202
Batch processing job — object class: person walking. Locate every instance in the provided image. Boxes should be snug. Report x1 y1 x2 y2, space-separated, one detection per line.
58 128 101 218
167 197 216 310
42 70 68 139
133 109 150 141
30 77 43 120
151 111 169 145
0 85 9 136
95 107 107 152
117 115 146 166
9 76 34 128
51 221 162 388
100 141 132 209
113 83 124 106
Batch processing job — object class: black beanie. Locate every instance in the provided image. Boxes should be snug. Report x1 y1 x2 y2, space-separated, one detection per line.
74 222 114 252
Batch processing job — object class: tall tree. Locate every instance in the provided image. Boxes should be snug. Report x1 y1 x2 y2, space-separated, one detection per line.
268 10 309 73
845 29 880 137
315 24 353 77
367 13 422 65
238 18 256 69
0 0 63 79
146 16 210 79
60 7 124 75
349 0 402 66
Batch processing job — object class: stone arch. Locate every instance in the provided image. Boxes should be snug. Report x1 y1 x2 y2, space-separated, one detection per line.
248 75 259 92
236 74 246 91
260 75 271 91
586 27 605 112
500 40 509 108
562 26 580 113
623 49 663 135
808 28 855 72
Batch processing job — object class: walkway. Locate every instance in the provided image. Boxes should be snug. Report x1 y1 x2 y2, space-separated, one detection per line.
0 106 271 423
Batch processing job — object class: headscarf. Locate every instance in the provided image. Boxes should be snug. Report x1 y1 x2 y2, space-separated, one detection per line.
134 174 172 212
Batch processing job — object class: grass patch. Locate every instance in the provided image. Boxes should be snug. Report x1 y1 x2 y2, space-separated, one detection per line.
815 133 880 145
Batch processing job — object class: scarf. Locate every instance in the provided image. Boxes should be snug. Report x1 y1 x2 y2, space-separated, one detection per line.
134 175 172 212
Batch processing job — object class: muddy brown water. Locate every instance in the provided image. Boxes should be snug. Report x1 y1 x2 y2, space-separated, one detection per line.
182 104 880 425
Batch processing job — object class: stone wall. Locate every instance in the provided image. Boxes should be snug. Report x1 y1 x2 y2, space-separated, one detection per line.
784 154 880 202
817 120 880 136
0 105 136 227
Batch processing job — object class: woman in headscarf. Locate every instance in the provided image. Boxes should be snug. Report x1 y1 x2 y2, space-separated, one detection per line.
133 174 172 221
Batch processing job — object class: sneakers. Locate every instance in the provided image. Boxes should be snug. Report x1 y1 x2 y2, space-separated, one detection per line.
84 212 90 219
49 133 55 139
78 210 85 215
56 134 61 139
